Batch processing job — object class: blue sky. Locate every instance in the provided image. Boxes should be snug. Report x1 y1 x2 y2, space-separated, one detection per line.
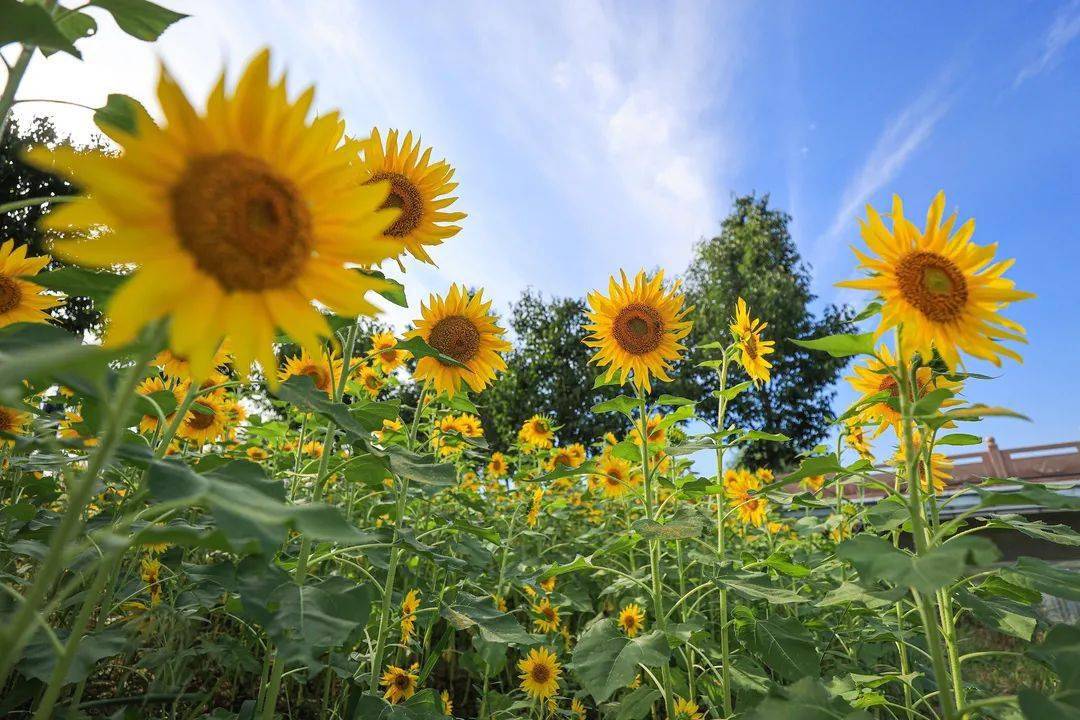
12 0 1080 458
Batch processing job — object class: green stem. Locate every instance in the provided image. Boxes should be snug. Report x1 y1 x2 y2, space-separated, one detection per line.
367 472 411 693
713 350 734 717
0 43 35 138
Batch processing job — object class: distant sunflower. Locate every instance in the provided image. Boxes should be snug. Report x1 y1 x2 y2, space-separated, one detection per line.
357 128 465 265
730 298 775 385
630 414 665 448
592 455 637 498
518 647 561 700
303 440 324 458
371 330 410 373
440 690 453 716
487 451 508 478
28 50 403 381
618 603 645 638
895 433 952 494
246 446 269 461
837 192 1033 367
548 443 585 471
380 665 418 704
454 413 484 438
154 343 231 382
584 270 692 392
844 420 874 461
136 376 185 433
357 364 384 397
177 394 229 444
532 597 561 633
571 698 587 720
518 414 555 449
674 697 704 720
726 471 768 527
0 405 29 445
847 345 962 436
401 589 421 644
279 349 342 396
408 284 510 397
0 239 62 328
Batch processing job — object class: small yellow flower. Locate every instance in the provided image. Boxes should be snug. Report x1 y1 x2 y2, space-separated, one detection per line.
246 446 269 461
517 647 561 700
371 331 410 373
401 589 421 644
487 451 509 478
532 597 561 633
674 696 703 720
731 297 774 386
617 603 645 638
380 665 418 704
440 689 453 716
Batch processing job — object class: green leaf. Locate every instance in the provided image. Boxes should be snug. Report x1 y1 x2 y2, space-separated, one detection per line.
791 332 875 358
715 571 808 604
985 515 1080 547
736 613 819 683
714 380 753 401
591 396 639 416
613 686 662 720
1028 622 1080 689
1005 557 1080 602
973 480 1080 512
439 593 533 646
913 387 955 417
274 375 374 440
740 429 790 443
0 0 81 56
764 553 812 578
954 588 1036 641
387 447 455 487
268 576 372 667
947 404 1031 422
837 534 999 593
356 268 407 307
747 677 873 719
539 555 594 579
527 460 595 484
935 433 982 446
18 626 128 685
89 0 187 41
0 323 125 397
1018 690 1080 720
571 622 668 703
633 509 703 540
34 266 128 305
655 394 695 407
781 454 845 484
93 93 153 136
49 10 96 54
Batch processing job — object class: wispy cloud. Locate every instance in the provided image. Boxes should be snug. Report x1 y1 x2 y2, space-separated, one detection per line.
810 69 955 278
1015 0 1080 87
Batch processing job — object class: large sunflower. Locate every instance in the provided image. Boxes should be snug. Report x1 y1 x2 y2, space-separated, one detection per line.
0 240 62 328
518 647 561 700
28 50 403 381
408 284 510 397
847 345 962 437
356 128 465 265
584 270 692 392
837 192 1033 367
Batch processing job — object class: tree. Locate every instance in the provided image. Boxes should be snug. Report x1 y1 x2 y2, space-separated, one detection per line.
678 193 855 470
1 116 108 335
478 290 627 451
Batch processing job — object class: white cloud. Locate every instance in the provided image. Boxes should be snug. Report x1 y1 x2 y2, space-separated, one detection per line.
1015 0 1080 87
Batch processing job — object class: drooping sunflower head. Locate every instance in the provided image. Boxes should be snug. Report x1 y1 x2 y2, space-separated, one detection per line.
408 284 510 397
837 192 1034 368
517 647 561 700
0 239 62 328
380 665 418 704
618 603 645 638
29 50 404 382
518 414 555 449
400 588 421 643
844 419 874 461
279 349 342 396
584 270 692 393
357 128 465 265
371 330 410 373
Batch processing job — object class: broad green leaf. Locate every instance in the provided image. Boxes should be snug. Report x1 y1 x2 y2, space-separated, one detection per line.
1028 622 1080 689
356 268 407 307
592 396 638 416
527 460 595 484
935 433 982 446
739 429 790 443
93 93 153 136
947 404 1031 422
539 555 594 579
439 593 533 646
954 588 1036 641
973 480 1080 512
387 447 455 487
985 515 1080 547
0 0 81 56
350 689 446 720
764 553 812 578
274 375 374 440
1018 690 1080 720
571 622 668 703
737 613 819 683
613 686 661 720
714 380 753 401
791 332 875 358
1004 557 1080 602
837 534 999 593
747 677 873 719
655 394 695 407
268 577 372 667
18 627 127 685
780 454 845 485
89 0 187 41
633 509 703 540
715 571 808 604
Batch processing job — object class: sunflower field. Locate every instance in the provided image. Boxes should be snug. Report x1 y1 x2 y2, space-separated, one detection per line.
1 4 1078 720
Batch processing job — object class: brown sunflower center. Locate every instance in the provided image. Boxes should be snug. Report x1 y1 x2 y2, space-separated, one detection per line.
624 616 637 628
428 315 480 363
0 409 16 432
300 365 331 391
0 275 23 314
877 376 899 398
186 403 217 430
743 334 759 360
172 153 312 292
369 171 423 237
613 303 663 355
896 251 968 323
393 673 412 689
530 664 552 684
542 607 556 621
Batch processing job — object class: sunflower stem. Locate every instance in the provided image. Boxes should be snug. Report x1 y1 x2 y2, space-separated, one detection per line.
714 348 734 717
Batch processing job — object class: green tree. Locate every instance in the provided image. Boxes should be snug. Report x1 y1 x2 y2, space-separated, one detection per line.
679 193 854 470
479 290 627 450
1 116 107 334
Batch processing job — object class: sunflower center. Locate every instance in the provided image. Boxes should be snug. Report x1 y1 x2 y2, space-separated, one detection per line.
428 315 480 362
0 275 23 314
530 664 551 684
613 304 663 355
369 171 423 237
877 376 899 398
187 403 217 430
542 607 556 621
0 409 15 432
393 673 411 689
172 153 312 292
896 251 968 323
743 334 759 360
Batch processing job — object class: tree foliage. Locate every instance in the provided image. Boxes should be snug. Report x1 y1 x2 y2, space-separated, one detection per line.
677 193 854 469
479 290 627 451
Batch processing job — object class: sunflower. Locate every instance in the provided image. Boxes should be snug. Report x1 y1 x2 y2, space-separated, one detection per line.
526 488 544 528
487 451 508 478
454 413 484 438
0 405 30 445
584 270 692 392
630 414 665 448
518 647 561 700
592 455 638 498
356 128 465 265
279 349 342 396
371 330 410 373
730 298 774 385
847 345 962 437
400 588 421 644
356 364 384 397
618 603 645 638
837 192 1033 367
547 443 585 471
0 239 62 328
540 576 557 593
803 474 825 493
177 394 229 444
59 410 97 447
408 284 510 397
302 440 324 458
844 419 874 461
726 470 768 527
380 665 418 704
895 434 953 494
140 556 163 606
518 414 555 449
532 597 561 633
28 50 403 382
674 696 704 720
136 376 186 433
440 690 453 716
246 446 269 461
571 698 587 720
154 343 232 382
